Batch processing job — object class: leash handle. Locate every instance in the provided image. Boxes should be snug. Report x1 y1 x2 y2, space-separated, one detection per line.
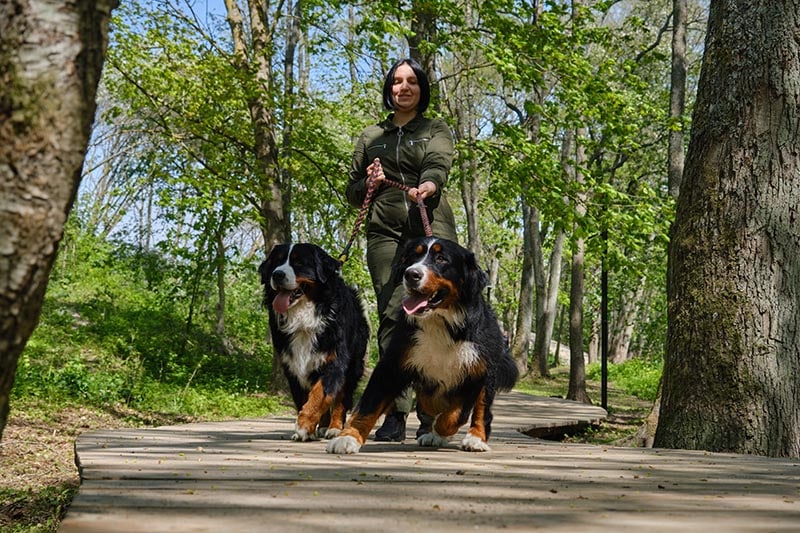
339 158 380 264
339 157 433 264
416 196 433 237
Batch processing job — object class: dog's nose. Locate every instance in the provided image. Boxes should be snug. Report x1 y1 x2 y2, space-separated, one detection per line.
272 270 286 283
404 266 423 284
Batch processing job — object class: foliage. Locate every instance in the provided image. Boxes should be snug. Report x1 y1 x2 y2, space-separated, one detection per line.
586 358 663 401
14 0 706 432
14 222 285 420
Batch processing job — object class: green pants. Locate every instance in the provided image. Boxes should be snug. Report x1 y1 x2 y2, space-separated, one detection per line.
367 223 458 415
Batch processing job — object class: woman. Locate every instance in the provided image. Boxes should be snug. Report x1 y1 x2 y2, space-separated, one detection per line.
346 58 459 442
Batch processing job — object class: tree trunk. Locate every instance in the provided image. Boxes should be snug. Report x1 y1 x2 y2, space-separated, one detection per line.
635 0 689 449
566 128 591 405
567 232 590 405
667 0 688 200
655 0 800 457
510 203 538 373
449 0 482 257
0 0 117 440
532 229 564 376
608 277 646 363
225 0 289 390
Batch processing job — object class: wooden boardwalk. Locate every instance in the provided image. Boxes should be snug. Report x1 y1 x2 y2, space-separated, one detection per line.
60 391 800 532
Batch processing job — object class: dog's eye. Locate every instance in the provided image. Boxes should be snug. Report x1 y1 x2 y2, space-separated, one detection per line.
435 254 448 264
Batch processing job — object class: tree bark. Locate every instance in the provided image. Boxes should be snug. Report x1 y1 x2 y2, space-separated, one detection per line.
567 128 591 404
655 0 800 457
533 226 564 376
0 0 117 440
667 0 688 199
511 203 538 373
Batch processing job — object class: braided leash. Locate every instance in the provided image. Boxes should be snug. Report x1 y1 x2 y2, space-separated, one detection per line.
338 158 433 264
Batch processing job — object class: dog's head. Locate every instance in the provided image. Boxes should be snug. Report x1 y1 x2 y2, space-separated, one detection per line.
258 243 340 314
395 237 488 320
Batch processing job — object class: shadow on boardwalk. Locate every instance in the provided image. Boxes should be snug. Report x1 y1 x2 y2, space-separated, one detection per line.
60 391 800 532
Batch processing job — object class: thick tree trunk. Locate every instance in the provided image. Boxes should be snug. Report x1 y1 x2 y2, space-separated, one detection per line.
655 0 800 457
0 0 117 440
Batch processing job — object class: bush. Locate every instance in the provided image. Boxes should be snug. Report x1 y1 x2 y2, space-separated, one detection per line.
14 227 282 421
586 358 662 401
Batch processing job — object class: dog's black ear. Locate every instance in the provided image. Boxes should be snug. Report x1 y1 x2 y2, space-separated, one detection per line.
391 240 415 286
258 260 269 285
315 245 340 284
463 250 488 299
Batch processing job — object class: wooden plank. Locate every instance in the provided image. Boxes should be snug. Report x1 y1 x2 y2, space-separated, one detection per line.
60 391 800 533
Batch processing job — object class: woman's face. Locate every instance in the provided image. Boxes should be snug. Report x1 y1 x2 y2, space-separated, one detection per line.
391 63 421 112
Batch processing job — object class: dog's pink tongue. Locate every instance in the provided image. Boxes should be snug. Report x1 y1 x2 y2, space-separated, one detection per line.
402 293 429 315
272 290 293 314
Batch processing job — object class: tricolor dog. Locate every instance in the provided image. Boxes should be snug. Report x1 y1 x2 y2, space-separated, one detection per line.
259 243 369 441
327 237 518 454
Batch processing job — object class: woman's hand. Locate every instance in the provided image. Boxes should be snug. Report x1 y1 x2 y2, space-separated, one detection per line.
366 159 385 184
409 181 436 202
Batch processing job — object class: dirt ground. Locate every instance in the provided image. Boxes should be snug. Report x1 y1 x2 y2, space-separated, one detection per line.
0 404 195 531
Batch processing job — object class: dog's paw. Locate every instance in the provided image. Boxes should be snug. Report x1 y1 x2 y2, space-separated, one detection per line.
417 431 451 448
291 427 317 442
326 435 361 454
323 427 342 439
460 434 491 452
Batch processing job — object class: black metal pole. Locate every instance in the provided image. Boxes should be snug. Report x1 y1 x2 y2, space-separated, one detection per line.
601 229 608 410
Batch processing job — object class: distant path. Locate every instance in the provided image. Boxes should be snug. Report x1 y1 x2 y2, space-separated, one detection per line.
60 391 800 532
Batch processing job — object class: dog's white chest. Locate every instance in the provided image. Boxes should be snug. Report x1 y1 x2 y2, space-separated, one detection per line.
278 299 328 388
404 319 480 389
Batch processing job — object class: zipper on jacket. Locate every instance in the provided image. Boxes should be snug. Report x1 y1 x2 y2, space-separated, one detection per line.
408 137 430 146
396 128 410 213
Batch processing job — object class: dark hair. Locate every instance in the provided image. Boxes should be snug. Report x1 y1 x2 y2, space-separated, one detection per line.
382 58 430 113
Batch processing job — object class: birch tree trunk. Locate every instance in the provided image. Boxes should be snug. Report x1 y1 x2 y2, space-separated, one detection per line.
655 0 800 457
0 0 117 440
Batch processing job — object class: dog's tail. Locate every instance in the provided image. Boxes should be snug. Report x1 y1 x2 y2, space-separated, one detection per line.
495 347 520 392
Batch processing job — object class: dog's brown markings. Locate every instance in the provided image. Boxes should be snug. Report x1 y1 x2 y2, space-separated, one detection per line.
296 377 336 435
327 390 347 431
422 274 459 308
466 358 488 380
431 400 465 438
467 387 488 442
337 399 392 446
431 242 442 253
414 243 426 254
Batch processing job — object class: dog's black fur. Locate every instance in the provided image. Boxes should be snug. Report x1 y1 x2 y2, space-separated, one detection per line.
327 237 518 454
259 243 368 441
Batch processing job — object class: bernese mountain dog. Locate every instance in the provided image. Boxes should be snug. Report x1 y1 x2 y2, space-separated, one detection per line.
259 243 369 442
327 237 519 454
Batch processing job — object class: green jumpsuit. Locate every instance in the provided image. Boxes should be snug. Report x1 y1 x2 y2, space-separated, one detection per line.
346 113 458 413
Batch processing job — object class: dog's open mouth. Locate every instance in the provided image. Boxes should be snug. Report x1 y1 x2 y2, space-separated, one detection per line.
272 287 304 314
402 288 447 315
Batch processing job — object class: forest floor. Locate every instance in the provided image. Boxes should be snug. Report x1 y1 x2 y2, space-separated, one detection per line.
0 368 651 532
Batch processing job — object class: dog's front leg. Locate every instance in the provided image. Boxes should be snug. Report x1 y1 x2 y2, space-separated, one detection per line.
294 379 336 441
416 395 468 449
460 387 492 452
326 360 409 454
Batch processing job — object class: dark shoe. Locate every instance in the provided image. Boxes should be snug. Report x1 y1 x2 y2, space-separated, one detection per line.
375 411 407 442
415 410 434 439
415 420 431 439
